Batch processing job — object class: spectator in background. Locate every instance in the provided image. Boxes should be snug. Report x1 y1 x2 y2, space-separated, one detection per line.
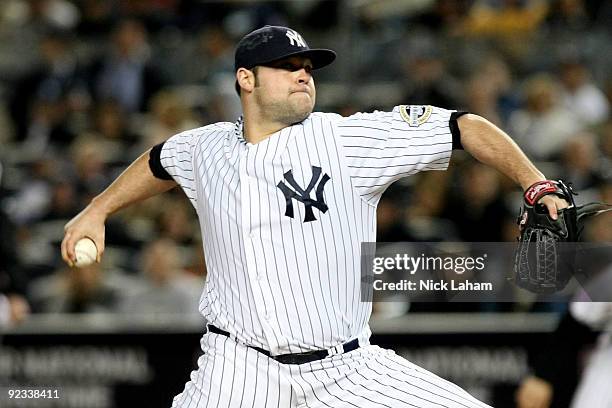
138 89 200 150
69 137 112 201
441 162 510 242
463 0 549 37
546 0 591 33
199 25 235 83
515 310 598 408
400 35 460 108
0 0 79 79
464 75 503 126
4 157 59 225
19 0 80 30
175 24 234 85
38 179 80 221
464 53 519 126
119 239 203 317
376 183 415 242
462 0 549 62
80 100 139 164
0 292 30 327
405 172 459 241
155 196 198 246
0 161 30 326
540 0 601 77
116 0 180 31
462 0 549 40
9 28 89 153
89 19 166 113
559 132 606 193
29 262 122 313
90 100 133 143
75 0 118 41
157 24 239 122
558 59 610 127
197 25 242 122
411 0 471 36
508 73 582 160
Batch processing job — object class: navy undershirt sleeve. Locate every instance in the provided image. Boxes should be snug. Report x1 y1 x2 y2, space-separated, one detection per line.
148 142 173 180
450 111 469 150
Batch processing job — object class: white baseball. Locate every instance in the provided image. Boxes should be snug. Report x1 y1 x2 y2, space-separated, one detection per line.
74 238 98 267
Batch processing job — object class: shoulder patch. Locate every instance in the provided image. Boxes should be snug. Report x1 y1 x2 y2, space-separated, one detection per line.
399 105 433 127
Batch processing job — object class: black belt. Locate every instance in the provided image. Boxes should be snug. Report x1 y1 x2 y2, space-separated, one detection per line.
207 325 359 365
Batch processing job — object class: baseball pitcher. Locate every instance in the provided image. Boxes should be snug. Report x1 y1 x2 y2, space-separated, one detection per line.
62 26 569 407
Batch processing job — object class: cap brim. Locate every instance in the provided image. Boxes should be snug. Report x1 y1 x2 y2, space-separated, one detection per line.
260 48 337 70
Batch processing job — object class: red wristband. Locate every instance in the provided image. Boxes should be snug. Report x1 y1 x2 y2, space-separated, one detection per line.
524 180 558 206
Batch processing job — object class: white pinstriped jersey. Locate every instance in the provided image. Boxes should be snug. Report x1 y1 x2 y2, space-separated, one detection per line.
160 105 455 356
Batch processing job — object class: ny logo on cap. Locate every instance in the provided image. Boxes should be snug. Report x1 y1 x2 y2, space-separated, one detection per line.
277 166 330 222
286 29 306 47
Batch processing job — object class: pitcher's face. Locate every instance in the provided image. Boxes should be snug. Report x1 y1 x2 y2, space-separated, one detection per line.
253 56 316 125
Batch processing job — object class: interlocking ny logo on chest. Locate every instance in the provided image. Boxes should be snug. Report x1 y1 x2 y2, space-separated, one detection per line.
277 166 330 222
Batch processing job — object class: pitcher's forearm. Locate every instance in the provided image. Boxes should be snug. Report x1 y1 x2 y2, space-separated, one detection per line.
62 149 177 265
458 114 545 190
90 149 177 217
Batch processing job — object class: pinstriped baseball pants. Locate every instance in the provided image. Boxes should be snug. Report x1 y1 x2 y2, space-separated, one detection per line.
171 331 492 408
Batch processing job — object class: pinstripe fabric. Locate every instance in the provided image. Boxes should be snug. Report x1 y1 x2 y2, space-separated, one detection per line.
288 345 491 408
160 106 454 356
171 332 294 408
162 106 490 407
172 335 491 408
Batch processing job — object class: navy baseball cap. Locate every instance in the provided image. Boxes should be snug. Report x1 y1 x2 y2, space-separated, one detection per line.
234 25 336 72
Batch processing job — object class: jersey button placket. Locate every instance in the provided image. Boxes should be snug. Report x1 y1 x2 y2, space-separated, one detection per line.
240 146 278 352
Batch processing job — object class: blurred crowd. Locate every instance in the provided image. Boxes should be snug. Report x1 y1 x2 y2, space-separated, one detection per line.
0 0 611 326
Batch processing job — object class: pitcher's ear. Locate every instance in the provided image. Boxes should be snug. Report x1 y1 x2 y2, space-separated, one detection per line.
237 68 255 93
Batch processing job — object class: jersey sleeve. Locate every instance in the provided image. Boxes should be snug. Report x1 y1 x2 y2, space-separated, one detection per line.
335 105 455 202
159 130 198 205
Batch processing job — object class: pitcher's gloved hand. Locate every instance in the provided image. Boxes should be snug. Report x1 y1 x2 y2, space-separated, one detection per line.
514 180 611 294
